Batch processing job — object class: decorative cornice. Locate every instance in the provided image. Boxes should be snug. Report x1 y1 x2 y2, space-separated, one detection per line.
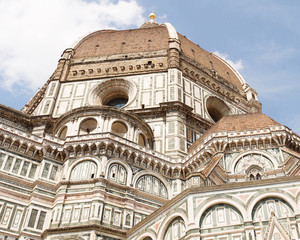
1 114 299 179
59 177 168 205
185 125 300 171
42 224 127 239
66 53 168 82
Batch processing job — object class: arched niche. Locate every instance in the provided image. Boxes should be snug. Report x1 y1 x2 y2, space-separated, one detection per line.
233 153 275 175
53 106 154 145
79 118 97 135
252 197 294 222
58 126 68 139
136 174 168 199
163 217 186 240
206 96 231 122
70 160 97 180
105 159 132 186
111 121 128 138
200 204 244 232
107 163 127 185
138 133 146 147
137 232 156 240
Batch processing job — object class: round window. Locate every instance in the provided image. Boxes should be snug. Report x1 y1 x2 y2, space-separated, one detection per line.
105 97 128 108
206 96 231 122
89 79 136 109
79 118 97 135
111 121 127 137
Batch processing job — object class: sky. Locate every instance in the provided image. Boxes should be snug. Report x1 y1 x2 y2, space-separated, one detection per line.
0 0 299 134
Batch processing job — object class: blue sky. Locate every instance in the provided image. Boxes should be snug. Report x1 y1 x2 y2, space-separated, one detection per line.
0 0 299 134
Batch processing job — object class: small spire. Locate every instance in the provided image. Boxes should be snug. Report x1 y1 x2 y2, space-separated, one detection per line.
149 11 156 23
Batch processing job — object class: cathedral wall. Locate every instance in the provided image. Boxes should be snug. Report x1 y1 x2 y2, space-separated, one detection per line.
35 69 246 122
0 133 184 239
32 68 248 157
128 179 300 240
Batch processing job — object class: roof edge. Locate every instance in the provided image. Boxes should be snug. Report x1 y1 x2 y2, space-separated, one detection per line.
212 53 247 90
70 29 117 49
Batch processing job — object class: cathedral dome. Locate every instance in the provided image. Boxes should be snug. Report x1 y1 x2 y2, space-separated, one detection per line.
72 26 170 58
72 23 246 90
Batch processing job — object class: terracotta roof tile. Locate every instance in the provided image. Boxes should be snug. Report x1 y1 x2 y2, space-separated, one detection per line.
178 33 243 90
73 26 169 58
188 113 281 153
73 24 245 91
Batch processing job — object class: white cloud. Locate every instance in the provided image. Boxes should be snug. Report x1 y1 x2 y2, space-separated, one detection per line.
256 41 299 64
0 0 144 91
158 14 168 21
213 51 244 71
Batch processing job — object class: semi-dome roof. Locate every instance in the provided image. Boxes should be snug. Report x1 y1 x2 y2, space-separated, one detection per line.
188 113 282 154
72 23 246 90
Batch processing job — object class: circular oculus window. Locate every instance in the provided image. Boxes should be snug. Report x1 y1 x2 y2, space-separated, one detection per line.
89 79 136 108
111 121 127 137
79 118 97 135
206 96 232 122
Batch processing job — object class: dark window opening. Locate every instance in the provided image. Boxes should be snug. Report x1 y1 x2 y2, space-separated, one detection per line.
256 173 261 180
106 98 128 108
207 108 223 122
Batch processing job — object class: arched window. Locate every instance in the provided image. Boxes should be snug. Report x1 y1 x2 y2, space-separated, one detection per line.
111 121 127 138
136 175 168 199
252 197 294 222
108 163 127 184
106 97 128 108
164 217 186 240
70 161 97 180
256 173 261 180
247 166 263 181
206 96 231 122
79 118 97 135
